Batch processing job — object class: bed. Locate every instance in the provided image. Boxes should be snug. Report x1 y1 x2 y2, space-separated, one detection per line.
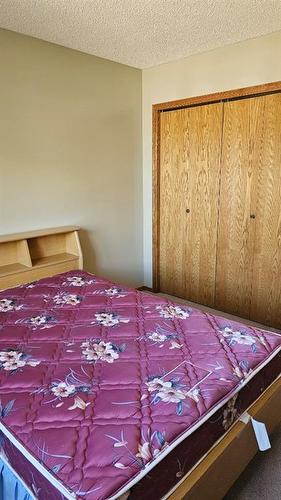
0 268 280 500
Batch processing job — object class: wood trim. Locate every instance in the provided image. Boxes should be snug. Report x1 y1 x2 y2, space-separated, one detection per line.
0 226 80 244
17 240 33 268
152 81 281 292
168 375 281 500
0 260 80 291
152 106 161 291
66 230 83 270
137 286 153 292
153 80 281 112
0 227 83 290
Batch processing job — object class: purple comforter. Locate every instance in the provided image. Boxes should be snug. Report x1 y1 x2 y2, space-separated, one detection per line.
0 270 280 500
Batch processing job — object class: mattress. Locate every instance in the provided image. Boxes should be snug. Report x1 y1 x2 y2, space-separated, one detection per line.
0 270 280 500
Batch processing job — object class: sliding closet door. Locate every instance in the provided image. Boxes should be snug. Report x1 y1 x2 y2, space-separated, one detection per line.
215 97 263 318
250 94 281 327
159 103 223 304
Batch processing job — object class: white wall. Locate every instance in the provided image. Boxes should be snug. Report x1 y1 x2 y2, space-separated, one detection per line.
0 29 143 287
142 31 281 286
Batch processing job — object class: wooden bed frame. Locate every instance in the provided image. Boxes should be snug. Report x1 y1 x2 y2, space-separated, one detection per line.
0 226 83 289
0 227 280 499
167 376 281 499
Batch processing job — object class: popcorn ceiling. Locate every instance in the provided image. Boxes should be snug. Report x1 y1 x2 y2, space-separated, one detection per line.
0 0 281 68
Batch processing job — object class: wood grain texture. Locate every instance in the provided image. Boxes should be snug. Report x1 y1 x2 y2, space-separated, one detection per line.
28 233 67 260
153 83 281 326
159 103 223 304
153 82 281 297
0 260 80 290
168 376 281 500
0 227 83 289
152 106 161 291
0 225 80 243
31 252 78 268
17 239 32 267
66 231 83 269
216 93 281 327
250 94 281 328
215 97 264 317
153 81 281 112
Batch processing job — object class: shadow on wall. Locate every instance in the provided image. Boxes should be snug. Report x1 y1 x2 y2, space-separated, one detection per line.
78 229 96 274
78 226 144 287
79 228 138 286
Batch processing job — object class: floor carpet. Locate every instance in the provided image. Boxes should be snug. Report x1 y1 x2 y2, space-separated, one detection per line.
158 293 281 499
225 427 281 499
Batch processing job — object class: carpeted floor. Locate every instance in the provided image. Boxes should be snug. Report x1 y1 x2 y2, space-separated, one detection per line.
158 292 281 499
225 427 281 499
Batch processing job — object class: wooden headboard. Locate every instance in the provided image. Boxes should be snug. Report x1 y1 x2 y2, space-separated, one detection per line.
0 226 83 290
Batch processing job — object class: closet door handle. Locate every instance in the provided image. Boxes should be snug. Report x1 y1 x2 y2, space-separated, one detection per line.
250 214 256 219
186 208 190 214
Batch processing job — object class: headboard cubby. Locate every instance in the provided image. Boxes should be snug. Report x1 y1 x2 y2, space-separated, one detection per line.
0 226 83 290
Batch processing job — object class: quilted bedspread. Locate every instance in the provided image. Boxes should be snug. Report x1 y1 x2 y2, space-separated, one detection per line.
0 270 280 500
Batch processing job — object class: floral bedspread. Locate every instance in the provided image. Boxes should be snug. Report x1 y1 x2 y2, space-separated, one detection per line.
0 270 280 500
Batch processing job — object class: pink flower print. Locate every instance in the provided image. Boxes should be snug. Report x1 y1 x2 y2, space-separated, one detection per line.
0 299 20 312
3 359 26 371
51 382 76 398
146 377 169 393
156 305 190 320
0 351 22 363
157 387 186 404
0 350 40 372
53 293 81 306
222 395 238 430
148 332 167 343
136 442 152 462
68 396 90 411
81 340 122 364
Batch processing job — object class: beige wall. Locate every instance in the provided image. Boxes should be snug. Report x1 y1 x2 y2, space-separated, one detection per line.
142 31 281 286
2 29 281 289
0 29 143 287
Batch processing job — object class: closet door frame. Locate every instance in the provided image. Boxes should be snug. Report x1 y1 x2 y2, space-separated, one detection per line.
152 80 281 292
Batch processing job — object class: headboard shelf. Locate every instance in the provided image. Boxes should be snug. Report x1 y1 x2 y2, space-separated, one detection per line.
0 225 80 244
0 226 83 290
31 252 78 268
0 262 31 277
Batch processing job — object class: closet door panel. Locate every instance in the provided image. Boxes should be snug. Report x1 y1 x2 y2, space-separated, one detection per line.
250 94 281 327
215 98 264 317
159 109 187 297
159 103 223 304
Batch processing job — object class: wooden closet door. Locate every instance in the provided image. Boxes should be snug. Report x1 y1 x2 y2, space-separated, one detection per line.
215 97 264 318
250 93 281 328
159 103 223 305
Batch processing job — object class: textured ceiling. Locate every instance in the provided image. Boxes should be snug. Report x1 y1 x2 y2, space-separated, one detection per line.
1 0 281 68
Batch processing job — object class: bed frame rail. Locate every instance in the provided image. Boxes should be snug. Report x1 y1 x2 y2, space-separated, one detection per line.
167 375 281 500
